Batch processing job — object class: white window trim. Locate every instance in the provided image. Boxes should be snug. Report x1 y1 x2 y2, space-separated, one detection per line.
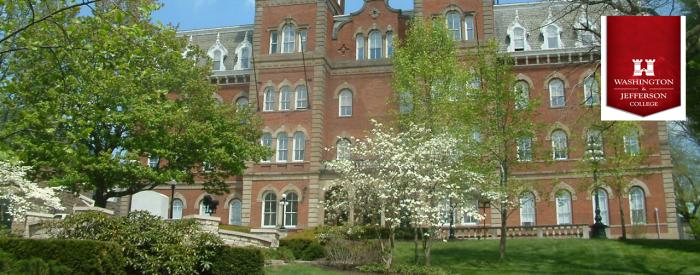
207 33 228 71
279 86 292 111
281 24 296 54
172 199 184 220
464 14 475 41
276 133 288 163
555 192 573 225
446 11 462 41
549 79 565 108
506 12 530 52
261 133 272 163
552 130 568 160
516 137 532 162
385 31 393 57
269 31 278 54
295 85 308 110
629 187 647 224
292 132 305 162
584 75 600 106
540 23 564 50
298 29 308 52
234 39 252 70
228 199 242 225
356 34 365 60
519 193 536 226
283 192 299 228
263 87 275 112
339 90 352 117
261 193 277 228
368 31 382 60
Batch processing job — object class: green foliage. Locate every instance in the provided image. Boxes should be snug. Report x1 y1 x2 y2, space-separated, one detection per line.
279 238 325 261
218 224 252 233
317 225 414 242
324 238 384 267
681 0 700 134
690 218 700 240
54 211 223 274
0 0 268 207
263 247 296 262
207 246 265 275
0 238 124 274
357 263 446 275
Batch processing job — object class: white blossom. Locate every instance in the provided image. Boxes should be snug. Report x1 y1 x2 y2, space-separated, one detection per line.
0 161 63 219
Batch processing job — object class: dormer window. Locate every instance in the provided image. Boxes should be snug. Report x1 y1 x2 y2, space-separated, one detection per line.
282 24 296 53
506 12 530 52
207 33 228 71
544 25 560 49
212 50 223 71
513 27 525 51
576 16 597 47
234 33 252 70
446 11 462 41
240 47 250 69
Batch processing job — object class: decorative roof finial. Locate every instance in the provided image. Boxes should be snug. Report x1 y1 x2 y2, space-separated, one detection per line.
216 33 221 43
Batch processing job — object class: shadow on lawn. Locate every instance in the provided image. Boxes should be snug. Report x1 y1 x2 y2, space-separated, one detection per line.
620 239 700 253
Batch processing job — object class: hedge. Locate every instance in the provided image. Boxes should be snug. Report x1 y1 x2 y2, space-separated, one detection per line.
279 238 325 260
207 246 265 275
0 238 125 275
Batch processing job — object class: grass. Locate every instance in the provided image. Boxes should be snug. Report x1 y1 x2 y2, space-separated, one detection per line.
217 224 251 233
266 239 700 275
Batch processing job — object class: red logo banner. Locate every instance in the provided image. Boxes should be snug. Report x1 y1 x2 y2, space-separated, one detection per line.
605 16 681 117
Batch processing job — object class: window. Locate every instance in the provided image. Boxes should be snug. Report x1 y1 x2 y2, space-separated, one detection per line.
284 192 299 227
263 87 275 111
517 136 533 162
172 199 183 220
356 34 365 60
336 138 351 160
240 46 250 69
629 187 646 224
462 200 479 225
592 189 609 225
520 192 536 226
236 97 249 109
551 130 568 160
549 78 565 107
299 29 308 52
262 192 277 227
580 31 595 46
261 133 272 162
296 85 308 109
545 25 560 49
586 129 604 157
229 199 242 225
293 131 305 162
584 76 600 106
269 31 279 54
369 31 382 59
147 156 159 168
202 161 214 172
199 200 211 216
624 129 641 155
556 191 573 225
386 31 394 57
212 49 223 71
339 89 352 117
279 86 292 111
277 132 288 162
282 24 296 53
465 14 475 40
514 80 529 109
446 11 462 41
513 27 526 51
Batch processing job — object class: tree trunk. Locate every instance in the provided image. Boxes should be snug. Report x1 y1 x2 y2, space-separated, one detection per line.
618 195 627 239
386 228 395 270
423 229 432 266
93 189 108 208
414 227 419 265
499 206 507 260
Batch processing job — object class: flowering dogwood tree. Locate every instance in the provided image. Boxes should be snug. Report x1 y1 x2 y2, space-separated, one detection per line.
0 160 63 220
325 120 484 268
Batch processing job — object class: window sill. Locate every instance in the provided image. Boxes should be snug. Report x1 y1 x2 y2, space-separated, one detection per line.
549 106 566 109
338 115 353 118
262 109 309 114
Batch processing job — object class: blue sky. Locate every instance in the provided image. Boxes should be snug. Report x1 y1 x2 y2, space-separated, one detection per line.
152 0 531 31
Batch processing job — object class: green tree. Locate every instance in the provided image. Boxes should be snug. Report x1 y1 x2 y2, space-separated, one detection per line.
1 1 268 207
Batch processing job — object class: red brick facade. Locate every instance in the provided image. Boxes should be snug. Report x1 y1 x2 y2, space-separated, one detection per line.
130 0 678 239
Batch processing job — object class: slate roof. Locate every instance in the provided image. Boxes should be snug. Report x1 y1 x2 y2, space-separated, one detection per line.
178 25 254 73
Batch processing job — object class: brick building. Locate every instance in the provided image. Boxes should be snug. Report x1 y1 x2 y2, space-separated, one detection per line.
120 0 678 239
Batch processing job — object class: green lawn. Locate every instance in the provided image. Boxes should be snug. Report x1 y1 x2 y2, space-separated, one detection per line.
267 239 700 274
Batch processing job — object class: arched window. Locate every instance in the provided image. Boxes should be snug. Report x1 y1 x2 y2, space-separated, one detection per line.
629 186 646 224
261 133 272 162
283 192 299 227
236 97 249 109
262 192 277 227
520 192 536 226
549 78 565 107
356 34 365 60
514 80 529 109
339 89 352 117
296 85 308 109
293 131 305 162
336 138 351 160
513 27 526 51
279 86 292 111
544 25 560 49
556 191 573 225
368 31 382 59
623 129 641 155
465 14 475 40
517 136 533 162
172 199 183 220
586 129 604 157
584 75 599 106
551 130 568 160
446 11 462 41
386 31 394 57
212 49 223 71
263 87 275 112
282 24 296 53
229 199 242 225
277 132 288 162
199 200 211 216
240 46 250 69
592 189 609 225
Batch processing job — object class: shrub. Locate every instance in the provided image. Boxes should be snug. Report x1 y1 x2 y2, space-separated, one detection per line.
279 238 325 260
207 246 264 275
690 218 700 240
324 238 383 266
263 247 296 262
0 238 124 274
358 263 447 275
54 211 223 275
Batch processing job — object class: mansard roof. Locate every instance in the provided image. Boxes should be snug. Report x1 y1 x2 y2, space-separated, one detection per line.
178 25 254 72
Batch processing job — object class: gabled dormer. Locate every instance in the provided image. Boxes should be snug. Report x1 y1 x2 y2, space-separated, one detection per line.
539 8 564 50
507 10 530 52
234 31 252 70
207 33 228 71
575 12 597 47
